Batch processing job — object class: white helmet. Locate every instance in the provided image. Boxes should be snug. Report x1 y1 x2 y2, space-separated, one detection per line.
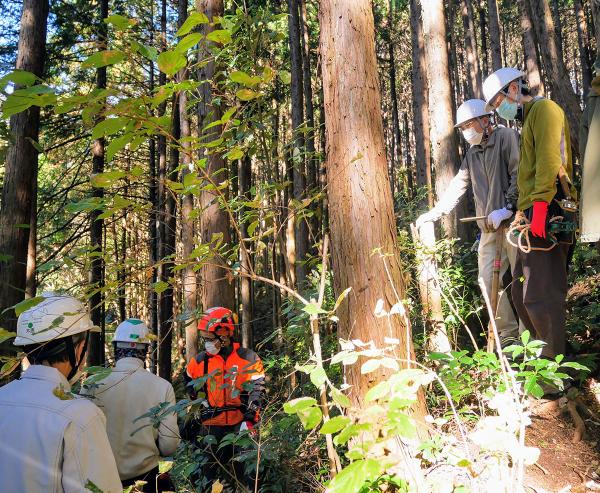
455 99 492 127
14 293 99 346
113 318 151 347
482 67 525 111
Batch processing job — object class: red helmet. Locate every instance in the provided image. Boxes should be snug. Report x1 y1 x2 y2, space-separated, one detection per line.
198 307 236 336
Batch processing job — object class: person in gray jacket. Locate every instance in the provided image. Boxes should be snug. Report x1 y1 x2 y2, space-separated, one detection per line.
0 293 122 493
416 99 520 345
84 318 180 493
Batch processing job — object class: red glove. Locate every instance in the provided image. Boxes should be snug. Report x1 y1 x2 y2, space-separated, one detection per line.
530 201 548 239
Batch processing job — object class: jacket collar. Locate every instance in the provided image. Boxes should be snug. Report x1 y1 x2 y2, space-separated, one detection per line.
21 364 71 389
115 357 144 370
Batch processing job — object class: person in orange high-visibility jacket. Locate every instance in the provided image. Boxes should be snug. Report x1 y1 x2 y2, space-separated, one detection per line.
183 307 265 491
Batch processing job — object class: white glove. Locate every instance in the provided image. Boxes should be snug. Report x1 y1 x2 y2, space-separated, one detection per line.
415 210 439 230
239 421 249 431
487 207 513 230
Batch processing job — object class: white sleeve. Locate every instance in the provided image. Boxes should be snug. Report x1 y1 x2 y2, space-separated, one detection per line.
62 410 122 493
432 165 471 217
158 384 180 457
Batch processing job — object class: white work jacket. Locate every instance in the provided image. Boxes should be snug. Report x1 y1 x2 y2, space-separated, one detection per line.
87 357 180 480
0 365 122 493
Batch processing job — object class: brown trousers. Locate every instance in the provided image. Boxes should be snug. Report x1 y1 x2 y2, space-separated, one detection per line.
511 240 570 358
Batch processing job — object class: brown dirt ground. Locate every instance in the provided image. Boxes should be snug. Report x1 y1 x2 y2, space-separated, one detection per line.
525 384 600 493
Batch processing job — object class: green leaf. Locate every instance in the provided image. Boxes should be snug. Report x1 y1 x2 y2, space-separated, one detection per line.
105 133 133 162
283 397 318 414
176 12 209 36
0 69 37 88
82 50 126 69
206 29 232 44
225 148 244 161
332 287 351 313
152 281 170 294
333 423 371 446
10 296 45 316
279 70 291 84
175 33 202 53
319 416 351 435
90 170 127 188
105 14 135 30
0 328 17 344
561 362 589 371
229 71 261 87
520 330 530 345
524 377 544 398
157 50 187 76
2 93 35 117
327 459 382 492
297 406 322 430
91 117 129 140
130 40 158 61
310 366 327 387
365 381 390 402
361 359 381 374
331 388 352 408
84 480 104 493
236 89 259 101
302 302 327 316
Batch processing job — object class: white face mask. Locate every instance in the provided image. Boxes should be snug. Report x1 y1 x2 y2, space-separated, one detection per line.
205 339 221 355
462 127 483 145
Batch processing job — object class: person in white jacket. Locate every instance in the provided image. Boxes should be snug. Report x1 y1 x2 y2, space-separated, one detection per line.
0 293 122 493
85 318 180 493
416 99 521 346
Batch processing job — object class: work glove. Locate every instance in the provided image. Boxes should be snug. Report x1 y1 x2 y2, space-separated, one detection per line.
415 210 439 230
487 207 513 230
530 201 548 239
239 421 254 432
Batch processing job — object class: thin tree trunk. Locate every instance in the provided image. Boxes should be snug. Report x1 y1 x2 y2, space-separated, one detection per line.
530 0 582 159
422 0 464 238
487 0 503 70
551 0 564 56
197 0 236 310
0 0 48 331
319 0 428 416
520 0 545 96
574 0 593 96
88 0 108 366
479 2 489 74
461 0 482 97
25 172 37 299
288 0 308 292
592 0 600 48
403 112 414 197
179 0 198 363
410 0 433 208
239 157 253 348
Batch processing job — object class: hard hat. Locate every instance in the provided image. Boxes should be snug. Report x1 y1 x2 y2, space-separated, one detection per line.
198 307 236 336
14 294 99 346
482 67 525 111
113 318 151 346
454 99 492 127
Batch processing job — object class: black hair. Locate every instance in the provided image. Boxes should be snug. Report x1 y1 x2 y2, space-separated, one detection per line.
114 344 147 361
24 331 88 366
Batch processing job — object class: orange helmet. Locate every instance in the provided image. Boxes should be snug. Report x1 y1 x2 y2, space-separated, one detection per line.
198 307 236 337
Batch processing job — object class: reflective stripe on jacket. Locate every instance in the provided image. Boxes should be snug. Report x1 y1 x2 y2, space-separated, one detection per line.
186 342 265 426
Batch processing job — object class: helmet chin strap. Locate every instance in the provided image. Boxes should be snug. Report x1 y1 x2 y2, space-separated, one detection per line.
476 117 490 142
66 332 89 382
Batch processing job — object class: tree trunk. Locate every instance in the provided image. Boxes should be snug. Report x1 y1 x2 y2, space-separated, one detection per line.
239 157 253 348
410 0 433 208
421 0 464 238
178 0 198 363
520 0 545 96
319 0 428 416
479 2 489 74
0 0 49 330
487 0 503 70
574 0 593 97
592 0 600 48
461 0 482 97
288 0 308 292
88 0 108 366
530 0 582 159
25 171 37 299
551 0 564 56
197 0 236 310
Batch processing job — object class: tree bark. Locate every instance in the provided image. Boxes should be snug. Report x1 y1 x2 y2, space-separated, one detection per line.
461 0 482 97
421 0 464 238
592 0 600 48
409 0 433 208
551 0 564 56
487 0 503 70
288 0 308 292
88 0 108 366
530 0 582 159
197 0 236 311
0 0 49 330
319 0 428 417
178 0 198 363
574 0 593 96
239 157 253 348
520 0 545 96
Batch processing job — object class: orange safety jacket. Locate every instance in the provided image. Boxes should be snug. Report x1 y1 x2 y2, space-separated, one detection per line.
185 343 265 426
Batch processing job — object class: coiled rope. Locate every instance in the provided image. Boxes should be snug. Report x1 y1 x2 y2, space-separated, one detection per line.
505 210 563 253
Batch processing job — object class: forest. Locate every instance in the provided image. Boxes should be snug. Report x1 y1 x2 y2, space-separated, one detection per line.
1 0 600 492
